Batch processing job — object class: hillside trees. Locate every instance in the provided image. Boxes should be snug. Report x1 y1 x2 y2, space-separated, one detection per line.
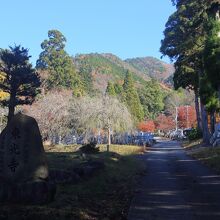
27 27 171 140
123 71 144 122
114 82 124 96
0 45 40 123
138 80 164 119
36 30 84 96
106 81 116 96
75 57 94 94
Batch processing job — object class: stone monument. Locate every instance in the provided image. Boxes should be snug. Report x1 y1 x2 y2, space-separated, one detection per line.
0 113 56 204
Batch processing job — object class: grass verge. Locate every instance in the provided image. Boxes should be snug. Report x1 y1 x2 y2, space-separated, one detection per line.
183 138 220 173
191 147 220 173
181 138 203 149
0 144 145 220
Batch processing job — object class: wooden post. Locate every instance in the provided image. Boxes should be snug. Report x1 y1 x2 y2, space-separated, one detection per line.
107 127 111 152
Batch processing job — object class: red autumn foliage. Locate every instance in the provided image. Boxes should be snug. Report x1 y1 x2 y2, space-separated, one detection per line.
138 120 155 132
178 105 197 129
154 114 175 132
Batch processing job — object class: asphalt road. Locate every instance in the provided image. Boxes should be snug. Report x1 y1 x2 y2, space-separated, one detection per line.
128 140 220 220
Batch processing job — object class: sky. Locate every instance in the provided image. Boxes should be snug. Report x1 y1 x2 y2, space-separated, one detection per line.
0 0 175 65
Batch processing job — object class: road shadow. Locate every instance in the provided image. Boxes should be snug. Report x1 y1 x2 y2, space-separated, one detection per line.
128 140 220 220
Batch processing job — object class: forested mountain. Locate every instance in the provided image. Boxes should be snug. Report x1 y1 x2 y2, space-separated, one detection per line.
125 56 175 83
73 53 174 93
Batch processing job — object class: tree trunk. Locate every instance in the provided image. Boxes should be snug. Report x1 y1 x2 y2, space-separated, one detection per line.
218 85 220 101
7 104 15 125
7 90 16 125
107 127 111 152
201 102 210 144
0 114 3 134
194 92 202 131
210 111 216 135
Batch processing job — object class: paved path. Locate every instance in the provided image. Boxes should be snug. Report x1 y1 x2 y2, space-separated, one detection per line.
128 140 220 220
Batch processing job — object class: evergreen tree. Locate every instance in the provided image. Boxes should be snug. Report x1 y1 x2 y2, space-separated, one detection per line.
160 0 209 91
36 30 84 96
204 17 220 100
114 82 123 95
203 12 220 132
113 82 125 102
200 76 220 113
160 0 217 142
76 57 94 94
0 45 40 123
138 80 164 119
123 71 144 122
106 81 116 96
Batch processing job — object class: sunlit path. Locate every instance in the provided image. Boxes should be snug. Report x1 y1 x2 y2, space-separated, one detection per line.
128 140 220 220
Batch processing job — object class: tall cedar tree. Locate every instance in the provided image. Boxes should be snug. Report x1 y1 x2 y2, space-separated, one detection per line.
161 0 210 92
204 17 220 101
203 15 220 132
123 71 144 122
160 0 219 142
0 45 40 123
36 30 84 96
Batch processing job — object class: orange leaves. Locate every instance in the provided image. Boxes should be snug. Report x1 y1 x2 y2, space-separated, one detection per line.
155 114 175 131
178 106 197 128
138 120 155 132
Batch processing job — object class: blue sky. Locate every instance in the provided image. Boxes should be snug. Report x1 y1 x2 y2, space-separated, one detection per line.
0 0 175 65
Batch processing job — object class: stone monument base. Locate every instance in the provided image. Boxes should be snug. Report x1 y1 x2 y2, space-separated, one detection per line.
0 180 56 205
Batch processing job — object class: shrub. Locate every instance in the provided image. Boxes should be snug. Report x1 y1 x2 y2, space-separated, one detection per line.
188 128 202 140
80 141 100 154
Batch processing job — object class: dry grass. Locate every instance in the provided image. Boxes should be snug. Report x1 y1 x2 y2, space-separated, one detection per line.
44 144 79 152
191 147 220 173
98 144 143 155
182 138 203 149
182 139 220 173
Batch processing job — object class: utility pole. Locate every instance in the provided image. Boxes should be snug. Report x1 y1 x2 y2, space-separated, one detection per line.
186 105 189 129
175 106 178 131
